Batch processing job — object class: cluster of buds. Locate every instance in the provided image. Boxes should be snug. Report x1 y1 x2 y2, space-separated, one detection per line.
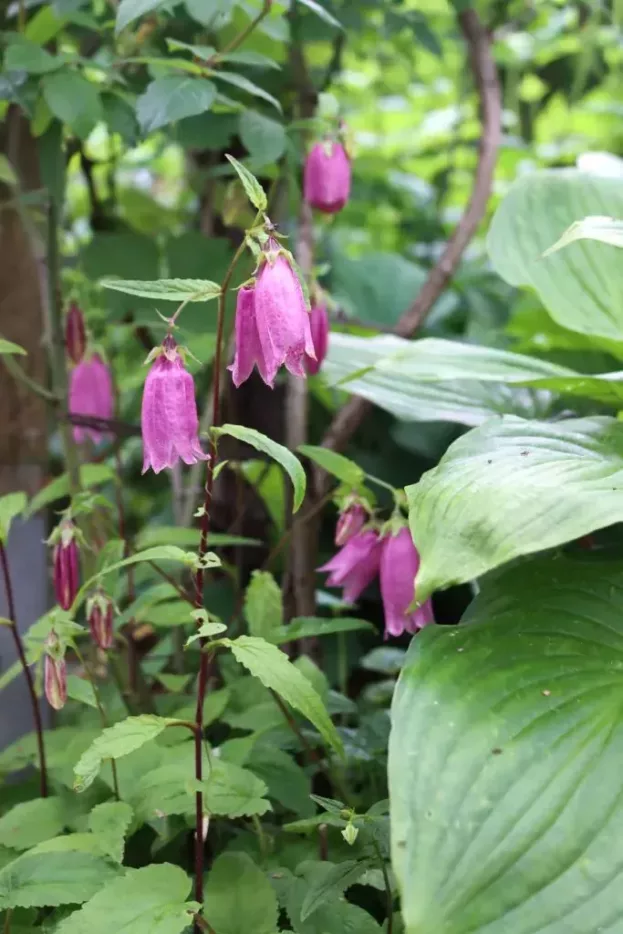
64 303 114 445
318 514 434 638
49 518 80 611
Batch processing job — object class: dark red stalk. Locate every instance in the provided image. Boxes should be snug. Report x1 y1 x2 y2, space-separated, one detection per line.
0 542 47 797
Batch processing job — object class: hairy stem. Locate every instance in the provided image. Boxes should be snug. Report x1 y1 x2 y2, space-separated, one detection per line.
0 542 47 797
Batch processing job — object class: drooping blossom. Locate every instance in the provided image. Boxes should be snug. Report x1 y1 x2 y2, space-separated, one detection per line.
335 502 368 547
87 592 115 650
317 529 381 604
305 302 329 375
53 520 79 611
141 335 207 474
69 353 113 444
304 140 351 214
380 527 434 638
64 302 86 364
229 250 315 388
44 630 66 711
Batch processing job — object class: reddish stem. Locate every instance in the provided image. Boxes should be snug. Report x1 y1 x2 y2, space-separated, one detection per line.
0 542 47 797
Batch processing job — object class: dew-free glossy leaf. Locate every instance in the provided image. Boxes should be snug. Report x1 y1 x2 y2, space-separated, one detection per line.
215 424 305 511
100 277 220 301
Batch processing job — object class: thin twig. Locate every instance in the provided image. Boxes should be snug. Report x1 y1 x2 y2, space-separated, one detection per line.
208 0 272 64
0 542 47 797
318 8 502 477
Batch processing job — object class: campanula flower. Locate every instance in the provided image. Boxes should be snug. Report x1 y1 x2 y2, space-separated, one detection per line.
65 302 86 364
335 502 368 547
380 527 434 638
305 302 329 375
69 353 113 444
318 529 381 604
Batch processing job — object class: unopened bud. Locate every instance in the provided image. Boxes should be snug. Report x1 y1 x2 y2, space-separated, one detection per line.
87 592 114 650
52 521 79 611
44 630 67 710
64 302 87 364
341 822 358 846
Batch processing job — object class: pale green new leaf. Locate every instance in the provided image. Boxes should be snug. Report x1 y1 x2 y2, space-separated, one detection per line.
0 339 26 356
204 852 278 934
224 636 343 755
0 492 26 543
55 864 197 934
215 424 305 511
298 445 364 488
389 554 623 934
0 851 120 909
244 571 283 642
543 215 623 254
87 802 133 863
100 277 220 302
224 155 267 211
408 415 623 600
74 716 176 792
0 798 67 852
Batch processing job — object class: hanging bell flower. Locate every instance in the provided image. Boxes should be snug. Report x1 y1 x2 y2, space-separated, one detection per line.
305 301 329 375
304 140 351 214
69 352 114 444
64 302 87 364
44 630 67 711
87 592 115 650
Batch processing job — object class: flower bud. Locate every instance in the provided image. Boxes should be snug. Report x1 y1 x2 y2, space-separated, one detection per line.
53 521 79 611
380 527 434 638
305 302 329 375
141 335 208 474
335 503 367 547
87 592 114 650
65 302 87 364
342 822 358 846
304 141 351 214
69 353 113 444
44 630 67 711
229 250 315 388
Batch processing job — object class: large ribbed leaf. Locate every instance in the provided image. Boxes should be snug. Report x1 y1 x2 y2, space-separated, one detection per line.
488 170 623 340
389 554 623 934
407 415 623 600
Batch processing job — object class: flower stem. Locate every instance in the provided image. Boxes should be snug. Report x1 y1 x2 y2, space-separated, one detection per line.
192 232 251 924
0 542 47 798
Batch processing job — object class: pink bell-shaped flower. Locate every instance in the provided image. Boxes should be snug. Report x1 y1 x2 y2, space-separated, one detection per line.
304 141 351 214
65 302 86 364
87 592 115 650
305 302 329 375
229 250 315 388
44 630 67 711
53 520 79 611
335 502 368 547
141 335 208 474
317 529 381 604
380 527 434 638
69 353 113 444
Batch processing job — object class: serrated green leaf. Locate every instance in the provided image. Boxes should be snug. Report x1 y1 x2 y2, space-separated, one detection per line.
224 155 267 211
244 571 283 642
222 50 280 70
4 37 62 74
301 860 371 921
115 0 168 32
0 339 26 356
215 424 305 511
0 851 120 909
137 76 216 133
407 415 623 601
389 554 623 934
43 71 102 140
100 277 220 302
87 802 133 863
0 492 26 543
298 445 364 488
55 864 197 934
203 759 271 818
74 716 176 792
543 215 623 254
0 799 67 852
239 110 286 166
214 71 282 113
223 636 343 756
204 852 278 934
27 464 115 516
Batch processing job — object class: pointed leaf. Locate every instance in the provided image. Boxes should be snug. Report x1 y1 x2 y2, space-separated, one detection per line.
0 339 26 356
204 852 278 934
73 715 176 792
0 851 120 909
215 424 305 510
298 445 364 487
87 802 133 863
244 571 283 642
214 71 282 112
100 277 220 301
223 155 267 211
137 77 216 132
0 492 26 543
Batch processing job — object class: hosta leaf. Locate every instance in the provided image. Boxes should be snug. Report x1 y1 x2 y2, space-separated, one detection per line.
205 852 278 934
55 864 197 934
543 215 623 254
0 851 119 909
407 415 623 601
488 169 623 340
223 636 343 756
389 554 623 934
100 277 220 301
